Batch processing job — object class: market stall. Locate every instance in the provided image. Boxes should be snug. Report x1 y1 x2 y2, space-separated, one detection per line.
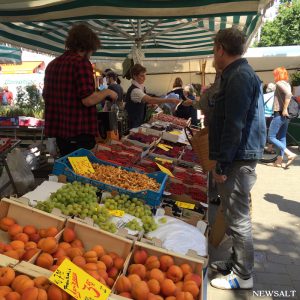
0 114 208 300
0 1 273 299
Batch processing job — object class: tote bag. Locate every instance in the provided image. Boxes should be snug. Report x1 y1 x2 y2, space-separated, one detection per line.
184 127 216 172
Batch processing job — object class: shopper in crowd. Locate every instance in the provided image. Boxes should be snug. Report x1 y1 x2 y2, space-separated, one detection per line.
167 77 197 123
208 27 266 290
43 23 117 156
0 87 3 105
268 67 297 168
263 82 276 154
2 86 13 106
106 71 124 103
125 64 181 129
184 84 198 125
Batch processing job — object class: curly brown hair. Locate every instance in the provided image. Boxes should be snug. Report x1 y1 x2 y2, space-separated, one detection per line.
65 23 101 52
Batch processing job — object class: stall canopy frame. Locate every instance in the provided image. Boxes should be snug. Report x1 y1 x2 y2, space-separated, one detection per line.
0 0 273 60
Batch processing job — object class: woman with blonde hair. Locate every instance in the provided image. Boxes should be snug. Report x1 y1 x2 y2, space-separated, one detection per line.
268 67 297 168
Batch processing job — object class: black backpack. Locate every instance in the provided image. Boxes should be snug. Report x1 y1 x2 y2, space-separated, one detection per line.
288 96 300 119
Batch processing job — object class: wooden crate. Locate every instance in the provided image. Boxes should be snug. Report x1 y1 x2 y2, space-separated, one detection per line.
113 241 207 300
0 197 66 230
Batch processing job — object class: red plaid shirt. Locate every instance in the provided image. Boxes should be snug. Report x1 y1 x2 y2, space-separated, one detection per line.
43 51 97 138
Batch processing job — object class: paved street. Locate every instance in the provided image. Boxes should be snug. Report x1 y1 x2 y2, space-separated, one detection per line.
208 149 300 300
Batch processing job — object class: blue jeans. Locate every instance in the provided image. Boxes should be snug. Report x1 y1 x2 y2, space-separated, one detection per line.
217 161 257 279
268 114 289 157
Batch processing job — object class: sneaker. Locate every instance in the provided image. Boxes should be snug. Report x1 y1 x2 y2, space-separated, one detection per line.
210 260 233 272
210 271 253 290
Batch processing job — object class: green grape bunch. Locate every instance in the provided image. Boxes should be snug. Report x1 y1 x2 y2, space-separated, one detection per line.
103 194 157 233
125 219 143 232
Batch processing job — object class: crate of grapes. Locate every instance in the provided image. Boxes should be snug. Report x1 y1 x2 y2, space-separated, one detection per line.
52 148 168 206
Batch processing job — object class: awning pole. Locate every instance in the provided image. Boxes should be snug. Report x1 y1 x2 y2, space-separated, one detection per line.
137 20 142 49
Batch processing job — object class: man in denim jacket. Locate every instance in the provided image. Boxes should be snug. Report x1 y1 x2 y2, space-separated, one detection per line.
209 28 266 290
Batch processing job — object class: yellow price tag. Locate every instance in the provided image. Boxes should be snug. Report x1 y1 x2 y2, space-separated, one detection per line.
68 157 95 175
157 144 170 151
176 201 195 210
109 210 125 217
155 157 173 164
169 130 182 135
156 163 174 177
160 143 173 149
49 258 111 300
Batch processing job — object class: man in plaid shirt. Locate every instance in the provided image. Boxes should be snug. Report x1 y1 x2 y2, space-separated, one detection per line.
43 24 117 156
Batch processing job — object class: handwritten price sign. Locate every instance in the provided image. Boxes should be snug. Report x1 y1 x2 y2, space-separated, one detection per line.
175 201 195 210
109 210 125 217
68 157 95 175
155 163 174 177
49 259 111 300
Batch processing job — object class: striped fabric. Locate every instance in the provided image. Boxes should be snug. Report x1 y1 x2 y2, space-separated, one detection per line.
0 0 272 60
0 45 21 64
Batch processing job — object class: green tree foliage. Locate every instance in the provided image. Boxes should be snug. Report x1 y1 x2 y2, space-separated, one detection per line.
258 1 300 46
15 85 44 118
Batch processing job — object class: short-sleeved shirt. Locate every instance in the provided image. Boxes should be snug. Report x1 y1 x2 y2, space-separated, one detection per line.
273 80 292 112
43 51 97 138
129 80 146 103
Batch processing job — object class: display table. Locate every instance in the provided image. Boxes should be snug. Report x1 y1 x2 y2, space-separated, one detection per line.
0 126 44 144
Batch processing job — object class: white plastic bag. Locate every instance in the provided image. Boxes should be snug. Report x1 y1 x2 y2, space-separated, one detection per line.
0 148 35 197
46 138 57 157
146 216 207 257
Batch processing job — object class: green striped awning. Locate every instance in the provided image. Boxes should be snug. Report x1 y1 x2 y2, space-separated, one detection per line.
0 45 21 64
0 0 272 60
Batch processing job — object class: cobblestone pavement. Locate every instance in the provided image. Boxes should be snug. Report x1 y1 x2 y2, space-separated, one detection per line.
208 150 300 300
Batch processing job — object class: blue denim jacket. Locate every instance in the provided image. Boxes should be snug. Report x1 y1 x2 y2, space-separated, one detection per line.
209 58 266 173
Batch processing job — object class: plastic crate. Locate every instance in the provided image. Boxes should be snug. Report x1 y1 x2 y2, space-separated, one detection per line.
52 148 168 206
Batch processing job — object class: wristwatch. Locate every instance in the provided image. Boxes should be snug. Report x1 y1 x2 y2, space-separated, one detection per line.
215 162 225 175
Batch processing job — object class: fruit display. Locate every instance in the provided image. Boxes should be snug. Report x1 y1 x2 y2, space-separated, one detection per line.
174 172 207 188
87 164 160 192
135 159 174 173
152 141 185 159
167 182 207 203
114 249 202 300
152 113 190 127
150 122 183 132
181 149 199 164
33 227 125 284
94 149 139 167
0 266 72 300
35 182 118 233
0 217 61 261
128 132 159 145
103 195 158 233
125 219 143 232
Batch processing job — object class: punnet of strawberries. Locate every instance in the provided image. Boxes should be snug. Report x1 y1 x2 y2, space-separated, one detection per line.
128 132 158 144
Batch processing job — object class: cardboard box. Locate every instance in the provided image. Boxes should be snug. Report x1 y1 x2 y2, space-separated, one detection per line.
208 205 227 248
0 197 66 233
166 177 208 205
0 197 66 265
72 216 142 243
21 218 135 276
114 241 206 300
64 219 134 259
0 253 18 267
122 128 161 150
